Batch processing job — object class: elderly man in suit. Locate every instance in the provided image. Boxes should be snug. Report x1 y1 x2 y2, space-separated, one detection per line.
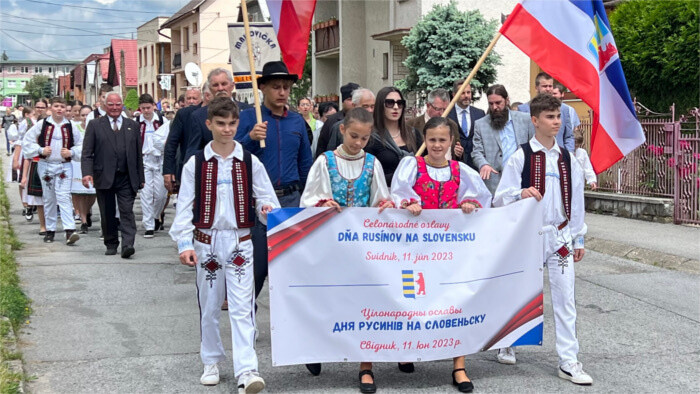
472 84 535 195
447 80 486 169
407 88 462 159
82 92 144 258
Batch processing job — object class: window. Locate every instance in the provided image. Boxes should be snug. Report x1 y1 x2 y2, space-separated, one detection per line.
151 46 154 65
8 80 16 88
21 81 26 88
10 66 16 73
193 22 198 33
21 66 28 73
64 67 69 73
139 49 142 68
48 67 53 73
193 43 198 55
382 53 389 80
184 27 190 51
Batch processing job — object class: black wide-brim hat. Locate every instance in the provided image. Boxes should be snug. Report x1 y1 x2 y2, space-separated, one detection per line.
257 61 299 85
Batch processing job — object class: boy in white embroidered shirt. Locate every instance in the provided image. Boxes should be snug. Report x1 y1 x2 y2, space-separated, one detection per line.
169 97 279 392
493 94 592 385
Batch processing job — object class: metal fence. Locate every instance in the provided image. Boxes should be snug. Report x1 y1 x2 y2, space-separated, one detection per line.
580 104 700 224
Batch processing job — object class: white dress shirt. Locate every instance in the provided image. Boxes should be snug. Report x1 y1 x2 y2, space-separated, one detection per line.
22 117 83 162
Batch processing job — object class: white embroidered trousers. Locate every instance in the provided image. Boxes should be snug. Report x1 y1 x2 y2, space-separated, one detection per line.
140 154 167 230
545 248 579 366
37 161 75 231
194 228 258 379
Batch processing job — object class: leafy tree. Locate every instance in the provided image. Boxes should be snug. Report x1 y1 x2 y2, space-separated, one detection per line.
290 33 312 106
397 1 501 97
24 75 52 101
124 89 139 111
610 0 699 114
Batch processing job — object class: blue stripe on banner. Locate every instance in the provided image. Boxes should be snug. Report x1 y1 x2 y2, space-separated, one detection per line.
235 83 253 90
402 270 412 274
604 61 637 118
511 322 543 347
267 208 305 231
569 0 595 18
440 270 524 285
403 286 414 290
289 284 389 288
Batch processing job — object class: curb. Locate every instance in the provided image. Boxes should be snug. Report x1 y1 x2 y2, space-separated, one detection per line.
1 316 25 393
586 236 700 274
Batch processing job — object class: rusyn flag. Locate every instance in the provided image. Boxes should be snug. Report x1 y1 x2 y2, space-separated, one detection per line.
501 0 645 173
266 0 317 78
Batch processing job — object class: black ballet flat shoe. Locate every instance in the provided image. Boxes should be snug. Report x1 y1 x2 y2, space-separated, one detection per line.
398 362 415 373
359 369 376 393
452 368 474 393
305 363 321 376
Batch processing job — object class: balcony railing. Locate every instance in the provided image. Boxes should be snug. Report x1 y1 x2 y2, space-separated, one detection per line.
314 20 339 54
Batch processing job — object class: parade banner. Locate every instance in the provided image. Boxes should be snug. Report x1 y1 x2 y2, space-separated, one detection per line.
227 23 281 105
268 199 545 365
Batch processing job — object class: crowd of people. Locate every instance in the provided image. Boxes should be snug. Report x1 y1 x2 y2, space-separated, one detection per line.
1 63 600 393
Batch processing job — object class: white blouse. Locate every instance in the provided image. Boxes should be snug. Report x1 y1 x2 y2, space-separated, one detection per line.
390 156 492 209
574 148 597 185
300 146 391 208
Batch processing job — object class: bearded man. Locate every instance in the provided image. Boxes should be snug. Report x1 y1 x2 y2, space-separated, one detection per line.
471 84 535 195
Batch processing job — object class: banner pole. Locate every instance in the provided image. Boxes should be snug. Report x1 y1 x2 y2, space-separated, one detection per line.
415 32 502 156
240 0 266 148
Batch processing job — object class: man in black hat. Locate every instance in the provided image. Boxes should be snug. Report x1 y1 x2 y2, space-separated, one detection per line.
235 60 313 296
313 82 359 158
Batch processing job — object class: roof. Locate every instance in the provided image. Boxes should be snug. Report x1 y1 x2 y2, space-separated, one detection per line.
81 53 104 64
107 39 138 87
161 0 206 28
0 60 78 65
98 54 110 80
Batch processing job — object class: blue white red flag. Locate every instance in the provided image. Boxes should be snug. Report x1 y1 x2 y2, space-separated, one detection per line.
265 0 316 78
501 0 645 173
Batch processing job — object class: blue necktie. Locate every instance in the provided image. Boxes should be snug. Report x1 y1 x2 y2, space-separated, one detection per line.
501 128 516 166
460 109 468 136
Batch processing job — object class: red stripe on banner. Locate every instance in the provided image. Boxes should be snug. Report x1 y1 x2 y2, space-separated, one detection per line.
590 122 624 173
276 0 316 78
268 208 338 261
480 293 543 351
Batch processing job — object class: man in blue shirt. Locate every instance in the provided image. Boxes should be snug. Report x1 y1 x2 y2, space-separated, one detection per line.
235 61 313 300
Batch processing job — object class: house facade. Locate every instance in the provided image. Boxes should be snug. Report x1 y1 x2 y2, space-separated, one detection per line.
0 60 77 107
137 17 172 103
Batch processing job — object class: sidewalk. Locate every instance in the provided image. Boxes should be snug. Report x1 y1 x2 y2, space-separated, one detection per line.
585 212 700 273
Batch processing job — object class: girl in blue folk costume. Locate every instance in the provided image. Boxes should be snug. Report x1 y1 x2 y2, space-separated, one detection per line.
390 117 492 393
300 107 394 393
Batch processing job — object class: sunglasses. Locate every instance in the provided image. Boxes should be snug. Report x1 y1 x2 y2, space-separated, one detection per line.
384 99 406 109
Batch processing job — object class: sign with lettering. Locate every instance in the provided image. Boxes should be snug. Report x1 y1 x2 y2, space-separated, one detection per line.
267 199 545 365
228 23 281 105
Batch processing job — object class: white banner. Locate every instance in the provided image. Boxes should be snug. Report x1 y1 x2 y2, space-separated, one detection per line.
228 23 281 105
267 199 545 366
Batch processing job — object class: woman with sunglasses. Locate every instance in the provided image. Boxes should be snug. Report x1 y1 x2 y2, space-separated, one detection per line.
365 87 423 185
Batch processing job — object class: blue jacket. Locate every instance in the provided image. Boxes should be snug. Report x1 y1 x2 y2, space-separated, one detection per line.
518 101 575 152
235 105 312 188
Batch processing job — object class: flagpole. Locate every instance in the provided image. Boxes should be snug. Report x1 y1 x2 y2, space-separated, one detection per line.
415 32 502 156
240 0 266 148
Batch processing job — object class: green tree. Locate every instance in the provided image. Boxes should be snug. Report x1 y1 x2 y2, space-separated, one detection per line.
610 0 699 114
290 32 312 106
397 1 501 96
124 89 139 111
24 75 52 101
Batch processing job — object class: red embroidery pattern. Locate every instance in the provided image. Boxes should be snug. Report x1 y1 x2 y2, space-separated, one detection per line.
232 159 250 227
140 122 146 145
412 157 461 209
530 151 546 196
43 124 54 148
198 160 217 228
558 155 571 220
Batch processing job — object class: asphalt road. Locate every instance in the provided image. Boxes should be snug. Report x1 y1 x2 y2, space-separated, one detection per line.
3 174 698 393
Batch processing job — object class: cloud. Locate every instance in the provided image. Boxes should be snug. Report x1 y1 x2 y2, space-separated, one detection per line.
94 0 118 4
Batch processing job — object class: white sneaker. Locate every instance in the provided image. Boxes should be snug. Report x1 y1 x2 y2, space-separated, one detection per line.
558 361 593 385
496 347 516 365
239 371 265 393
200 364 220 386
254 326 259 342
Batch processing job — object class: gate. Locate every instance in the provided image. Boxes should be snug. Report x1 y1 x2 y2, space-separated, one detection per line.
581 104 700 225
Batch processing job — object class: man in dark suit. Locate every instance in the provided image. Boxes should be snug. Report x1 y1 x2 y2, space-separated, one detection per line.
313 82 359 158
82 92 144 258
447 80 486 169
163 86 203 193
184 68 251 162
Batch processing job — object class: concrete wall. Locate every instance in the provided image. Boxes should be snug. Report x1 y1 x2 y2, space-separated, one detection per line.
362 1 391 94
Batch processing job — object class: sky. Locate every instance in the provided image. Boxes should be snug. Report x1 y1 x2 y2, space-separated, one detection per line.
0 0 192 62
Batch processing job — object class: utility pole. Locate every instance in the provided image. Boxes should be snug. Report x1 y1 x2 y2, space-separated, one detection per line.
119 50 127 99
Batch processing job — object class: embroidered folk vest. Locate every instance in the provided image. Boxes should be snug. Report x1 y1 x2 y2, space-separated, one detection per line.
139 118 161 145
38 119 74 162
520 143 572 219
325 151 375 207
192 149 255 229
412 157 461 209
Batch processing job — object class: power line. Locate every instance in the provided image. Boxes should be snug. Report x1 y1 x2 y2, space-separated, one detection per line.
1 13 150 24
23 0 165 14
0 31 68 61
0 28 136 36
2 44 107 53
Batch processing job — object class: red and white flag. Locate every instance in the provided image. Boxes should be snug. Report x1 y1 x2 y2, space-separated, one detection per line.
265 0 317 78
501 0 645 173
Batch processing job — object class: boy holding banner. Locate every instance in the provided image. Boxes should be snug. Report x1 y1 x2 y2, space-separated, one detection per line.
391 117 492 393
169 97 279 392
493 94 592 385
300 107 394 393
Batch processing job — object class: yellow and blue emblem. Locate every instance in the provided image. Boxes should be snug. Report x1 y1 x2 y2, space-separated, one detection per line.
402 270 426 299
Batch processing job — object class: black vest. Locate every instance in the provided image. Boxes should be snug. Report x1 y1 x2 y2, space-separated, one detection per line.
38 119 74 162
520 142 572 219
192 149 255 229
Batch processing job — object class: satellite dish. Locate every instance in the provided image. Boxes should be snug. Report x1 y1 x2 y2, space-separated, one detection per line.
185 62 203 87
